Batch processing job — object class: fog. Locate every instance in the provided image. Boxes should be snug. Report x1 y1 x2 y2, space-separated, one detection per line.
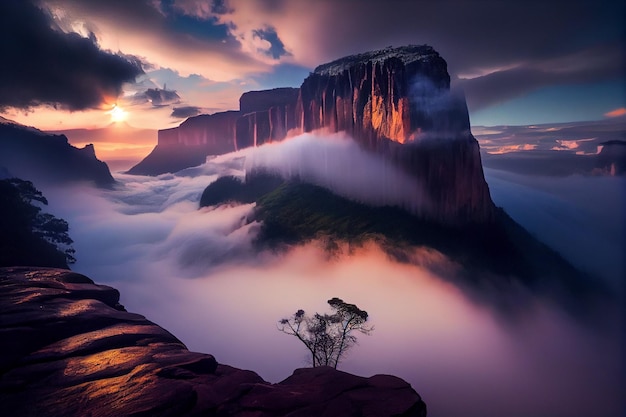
40 133 624 417
244 132 430 214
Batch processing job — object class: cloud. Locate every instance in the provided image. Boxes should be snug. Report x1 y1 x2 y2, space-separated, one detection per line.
605 107 626 118
172 0 231 18
42 0 272 81
36 157 623 417
473 118 625 155
136 88 181 107
28 0 622 120
252 27 291 60
171 106 202 118
243 132 431 214
0 1 143 110
457 43 624 111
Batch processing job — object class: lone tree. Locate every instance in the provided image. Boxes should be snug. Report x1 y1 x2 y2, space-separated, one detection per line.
278 298 373 369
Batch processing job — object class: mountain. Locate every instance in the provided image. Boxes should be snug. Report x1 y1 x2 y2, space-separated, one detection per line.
298 45 493 223
47 122 158 172
128 88 299 176
0 118 114 187
0 266 427 417
135 45 494 224
127 110 240 175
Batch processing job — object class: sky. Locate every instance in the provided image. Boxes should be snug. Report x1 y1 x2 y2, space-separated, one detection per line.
0 0 624 136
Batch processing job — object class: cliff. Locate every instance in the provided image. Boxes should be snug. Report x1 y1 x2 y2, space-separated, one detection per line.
129 89 299 175
298 45 493 223
127 110 240 175
0 119 114 187
0 267 427 417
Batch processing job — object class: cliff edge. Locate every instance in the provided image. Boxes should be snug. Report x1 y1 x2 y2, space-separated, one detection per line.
0 267 427 417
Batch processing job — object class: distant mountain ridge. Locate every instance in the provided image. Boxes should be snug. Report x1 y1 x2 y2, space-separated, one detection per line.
0 118 114 187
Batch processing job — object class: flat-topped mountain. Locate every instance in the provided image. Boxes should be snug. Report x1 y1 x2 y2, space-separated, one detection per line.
0 118 114 187
298 45 492 223
132 45 494 224
0 267 427 417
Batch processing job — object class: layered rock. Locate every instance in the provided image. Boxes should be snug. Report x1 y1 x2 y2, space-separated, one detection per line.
236 88 300 148
0 267 427 417
129 89 300 175
0 119 114 187
298 45 493 223
127 110 240 175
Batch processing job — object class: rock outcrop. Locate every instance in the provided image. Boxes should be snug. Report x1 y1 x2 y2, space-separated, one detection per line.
236 88 300 148
129 89 299 175
0 119 114 187
127 110 240 175
298 45 493 223
0 267 427 417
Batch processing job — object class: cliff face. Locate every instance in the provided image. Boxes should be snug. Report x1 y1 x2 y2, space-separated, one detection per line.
0 267 426 417
298 45 493 223
0 119 114 187
127 111 240 175
129 89 300 175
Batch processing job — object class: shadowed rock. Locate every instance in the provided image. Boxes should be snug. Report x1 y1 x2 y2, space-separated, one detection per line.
0 267 426 417
0 119 114 187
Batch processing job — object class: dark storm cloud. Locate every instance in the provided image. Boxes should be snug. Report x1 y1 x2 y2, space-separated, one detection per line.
254 0 624 111
131 88 181 107
171 106 202 118
43 0 270 79
456 43 624 111
0 0 143 110
144 88 181 106
252 27 290 59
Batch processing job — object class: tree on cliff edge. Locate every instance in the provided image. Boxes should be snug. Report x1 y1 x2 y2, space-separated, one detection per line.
278 298 373 369
0 178 75 268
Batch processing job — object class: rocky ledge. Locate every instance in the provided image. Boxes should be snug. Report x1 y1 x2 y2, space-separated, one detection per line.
0 267 426 417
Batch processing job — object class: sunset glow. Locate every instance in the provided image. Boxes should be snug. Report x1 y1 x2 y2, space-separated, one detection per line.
108 105 127 123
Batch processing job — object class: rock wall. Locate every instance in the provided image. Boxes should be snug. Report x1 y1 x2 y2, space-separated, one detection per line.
297 45 494 223
0 267 427 417
128 111 240 175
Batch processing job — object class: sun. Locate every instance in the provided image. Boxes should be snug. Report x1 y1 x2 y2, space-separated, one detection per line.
108 104 127 123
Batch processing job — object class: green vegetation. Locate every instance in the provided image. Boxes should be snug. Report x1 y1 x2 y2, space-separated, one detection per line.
199 171 284 207
201 174 599 305
254 181 532 277
0 178 75 268
279 298 372 369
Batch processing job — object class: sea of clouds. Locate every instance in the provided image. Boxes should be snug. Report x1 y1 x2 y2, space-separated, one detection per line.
39 132 624 417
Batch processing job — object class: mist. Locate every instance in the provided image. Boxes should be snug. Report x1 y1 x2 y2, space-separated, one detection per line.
38 133 624 417
244 132 430 214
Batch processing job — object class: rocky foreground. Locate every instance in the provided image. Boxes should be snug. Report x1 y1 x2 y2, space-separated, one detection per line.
0 267 426 417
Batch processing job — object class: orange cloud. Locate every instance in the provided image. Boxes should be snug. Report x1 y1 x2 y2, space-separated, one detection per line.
604 107 626 118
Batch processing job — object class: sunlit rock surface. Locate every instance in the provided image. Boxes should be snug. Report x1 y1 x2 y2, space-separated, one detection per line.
0 118 114 187
0 267 427 417
298 45 493 223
